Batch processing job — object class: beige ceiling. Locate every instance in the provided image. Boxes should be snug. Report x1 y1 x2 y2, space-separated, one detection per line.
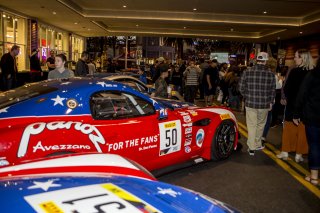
1 0 320 41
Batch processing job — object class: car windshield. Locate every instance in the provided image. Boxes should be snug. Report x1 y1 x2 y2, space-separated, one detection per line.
0 83 58 109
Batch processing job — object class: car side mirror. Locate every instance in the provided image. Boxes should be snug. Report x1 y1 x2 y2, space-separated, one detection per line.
158 108 168 120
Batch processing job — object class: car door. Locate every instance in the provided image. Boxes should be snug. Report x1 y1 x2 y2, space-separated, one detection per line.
89 90 184 171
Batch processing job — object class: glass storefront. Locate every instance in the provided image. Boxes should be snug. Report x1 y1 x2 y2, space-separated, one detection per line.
0 11 84 72
1 12 27 71
38 24 70 69
71 35 84 61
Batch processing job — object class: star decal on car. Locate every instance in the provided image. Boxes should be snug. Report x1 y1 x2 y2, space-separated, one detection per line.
157 187 182 197
51 95 66 106
0 107 9 114
28 179 61 191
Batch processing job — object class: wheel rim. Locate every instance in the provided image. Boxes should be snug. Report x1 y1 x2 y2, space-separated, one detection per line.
216 123 236 157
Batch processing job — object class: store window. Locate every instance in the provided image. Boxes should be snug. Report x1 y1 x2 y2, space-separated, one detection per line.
1 12 27 71
38 24 69 70
71 35 84 61
90 91 155 120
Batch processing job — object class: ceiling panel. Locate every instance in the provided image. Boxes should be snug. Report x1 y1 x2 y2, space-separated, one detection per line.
0 0 319 41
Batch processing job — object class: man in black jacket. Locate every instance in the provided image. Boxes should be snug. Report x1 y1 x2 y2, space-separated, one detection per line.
293 59 320 185
152 57 168 83
0 45 20 91
75 51 89 77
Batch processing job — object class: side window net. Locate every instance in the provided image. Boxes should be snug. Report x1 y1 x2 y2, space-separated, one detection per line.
91 92 155 120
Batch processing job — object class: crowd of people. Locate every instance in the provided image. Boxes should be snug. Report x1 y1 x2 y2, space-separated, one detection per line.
0 45 319 185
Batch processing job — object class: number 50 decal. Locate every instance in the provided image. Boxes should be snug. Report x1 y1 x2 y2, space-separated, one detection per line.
159 120 181 156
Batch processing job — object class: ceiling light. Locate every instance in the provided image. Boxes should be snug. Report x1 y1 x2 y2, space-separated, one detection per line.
263 11 267 14
74 22 78 25
88 28 91 31
299 31 303 34
123 5 127 8
2 14 6 18
193 8 197 11
184 27 187 29
136 24 139 27
230 28 234 31
14 18 18 21
52 11 56 15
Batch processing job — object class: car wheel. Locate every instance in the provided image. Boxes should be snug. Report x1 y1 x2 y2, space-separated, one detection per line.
211 120 236 161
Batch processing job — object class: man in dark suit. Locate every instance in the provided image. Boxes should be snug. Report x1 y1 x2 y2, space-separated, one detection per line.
0 45 20 91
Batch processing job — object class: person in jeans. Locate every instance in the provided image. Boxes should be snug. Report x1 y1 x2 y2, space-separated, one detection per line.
239 52 276 156
183 60 201 103
293 58 320 185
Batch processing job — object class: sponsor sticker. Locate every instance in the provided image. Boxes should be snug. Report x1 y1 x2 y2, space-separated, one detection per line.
196 129 205 148
66 99 78 109
178 111 189 116
182 123 192 127
220 114 231 120
159 120 182 156
183 115 191 123
185 127 192 134
18 121 106 158
185 146 191 153
33 141 91 153
159 108 168 118
184 138 192 146
186 134 192 138
25 183 161 213
187 110 198 116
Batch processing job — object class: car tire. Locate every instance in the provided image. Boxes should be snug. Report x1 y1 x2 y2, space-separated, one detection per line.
211 120 236 161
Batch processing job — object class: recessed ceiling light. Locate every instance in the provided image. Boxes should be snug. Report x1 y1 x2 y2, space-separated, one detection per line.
74 22 78 25
263 11 267 14
2 14 6 18
88 28 91 31
299 31 303 34
193 8 197 11
277 37 281 40
52 11 56 15
136 24 139 27
123 5 127 8
230 28 234 31
184 27 187 29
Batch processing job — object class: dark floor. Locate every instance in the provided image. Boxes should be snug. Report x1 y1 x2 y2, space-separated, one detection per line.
158 101 320 213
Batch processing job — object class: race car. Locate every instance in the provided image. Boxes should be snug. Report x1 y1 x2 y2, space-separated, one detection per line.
0 153 239 213
0 78 238 173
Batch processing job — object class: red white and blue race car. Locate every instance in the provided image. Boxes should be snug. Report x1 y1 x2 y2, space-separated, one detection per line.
0 153 239 212
0 78 239 173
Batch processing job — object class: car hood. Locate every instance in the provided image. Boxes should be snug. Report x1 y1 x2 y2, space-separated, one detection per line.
0 175 238 213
